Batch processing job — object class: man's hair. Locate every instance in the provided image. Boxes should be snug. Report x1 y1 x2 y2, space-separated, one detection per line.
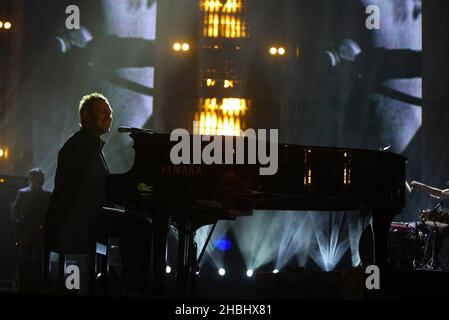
29 168 44 185
78 92 109 126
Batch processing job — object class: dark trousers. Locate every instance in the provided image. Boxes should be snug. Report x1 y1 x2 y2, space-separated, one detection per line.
97 213 152 293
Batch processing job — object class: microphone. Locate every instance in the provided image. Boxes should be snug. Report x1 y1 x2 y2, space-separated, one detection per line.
325 40 421 81
55 26 93 54
118 127 156 134
324 39 362 69
323 40 422 106
55 27 155 68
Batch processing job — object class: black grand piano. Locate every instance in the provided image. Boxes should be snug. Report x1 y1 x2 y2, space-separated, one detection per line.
106 129 406 295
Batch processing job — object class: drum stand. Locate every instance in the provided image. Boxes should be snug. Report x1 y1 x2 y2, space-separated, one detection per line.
426 226 440 270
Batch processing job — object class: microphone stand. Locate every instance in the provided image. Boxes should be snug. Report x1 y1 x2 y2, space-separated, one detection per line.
426 201 443 270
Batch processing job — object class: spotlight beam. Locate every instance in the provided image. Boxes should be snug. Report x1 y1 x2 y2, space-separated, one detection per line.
310 212 350 271
106 71 154 96
275 212 312 270
196 220 218 267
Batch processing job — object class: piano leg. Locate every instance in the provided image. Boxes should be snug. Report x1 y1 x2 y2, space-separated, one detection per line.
176 219 196 297
371 206 396 267
151 215 170 295
190 238 198 296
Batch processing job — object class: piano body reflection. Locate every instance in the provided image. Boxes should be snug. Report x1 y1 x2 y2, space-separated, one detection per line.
106 130 406 295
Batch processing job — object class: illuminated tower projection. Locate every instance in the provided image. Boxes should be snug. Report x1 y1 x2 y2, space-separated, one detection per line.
194 0 250 136
153 0 287 136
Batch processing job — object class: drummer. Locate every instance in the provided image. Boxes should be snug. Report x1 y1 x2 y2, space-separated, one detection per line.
410 180 449 270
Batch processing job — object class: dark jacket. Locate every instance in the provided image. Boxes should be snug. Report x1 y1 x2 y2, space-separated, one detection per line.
12 186 52 226
45 127 109 253
11 186 51 245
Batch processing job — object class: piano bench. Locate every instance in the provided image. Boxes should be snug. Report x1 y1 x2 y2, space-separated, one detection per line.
42 241 110 295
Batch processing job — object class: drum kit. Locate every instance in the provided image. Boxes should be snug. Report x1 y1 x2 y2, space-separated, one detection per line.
420 206 449 229
389 201 449 270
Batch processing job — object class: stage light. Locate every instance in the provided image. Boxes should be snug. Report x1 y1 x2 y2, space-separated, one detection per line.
278 47 286 55
166 266 172 274
4 22 11 30
273 269 279 274
173 42 181 51
0 21 3 29
223 80 234 88
181 43 190 51
215 237 232 251
246 269 254 277
206 79 216 87
218 268 226 276
269 47 277 55
0 148 7 159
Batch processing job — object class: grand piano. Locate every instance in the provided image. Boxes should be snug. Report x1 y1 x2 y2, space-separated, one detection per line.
106 129 406 295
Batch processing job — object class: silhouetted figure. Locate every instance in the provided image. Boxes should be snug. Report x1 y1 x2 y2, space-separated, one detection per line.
11 168 51 292
45 93 113 253
45 93 152 294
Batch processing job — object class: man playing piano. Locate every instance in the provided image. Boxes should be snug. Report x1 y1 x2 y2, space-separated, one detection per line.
45 93 152 294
